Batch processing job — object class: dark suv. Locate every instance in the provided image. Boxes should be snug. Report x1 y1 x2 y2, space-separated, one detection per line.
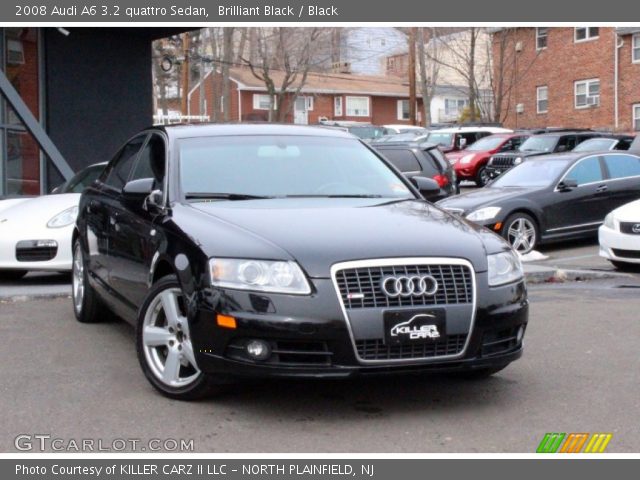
373 142 458 199
486 131 604 178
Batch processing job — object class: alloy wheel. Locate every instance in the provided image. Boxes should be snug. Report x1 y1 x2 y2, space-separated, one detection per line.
506 217 536 254
141 288 200 388
72 243 85 314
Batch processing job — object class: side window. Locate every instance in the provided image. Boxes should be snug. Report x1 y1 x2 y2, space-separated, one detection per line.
381 150 422 173
104 135 146 190
557 136 576 152
564 156 604 186
603 154 640 179
130 134 166 190
511 136 527 150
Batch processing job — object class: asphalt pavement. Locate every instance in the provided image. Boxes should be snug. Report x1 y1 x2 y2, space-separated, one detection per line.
1 277 639 453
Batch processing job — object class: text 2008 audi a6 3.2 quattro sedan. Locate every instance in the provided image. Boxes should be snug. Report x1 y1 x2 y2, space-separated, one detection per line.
73 124 528 400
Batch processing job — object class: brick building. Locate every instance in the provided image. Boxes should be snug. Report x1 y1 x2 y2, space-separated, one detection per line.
492 27 640 132
188 67 423 126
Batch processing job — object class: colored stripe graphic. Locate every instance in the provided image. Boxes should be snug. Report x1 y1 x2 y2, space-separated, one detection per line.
537 433 566 453
584 433 613 453
559 433 589 453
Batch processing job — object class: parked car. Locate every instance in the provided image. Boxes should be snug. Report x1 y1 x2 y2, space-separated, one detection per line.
447 133 530 187
319 121 387 142
572 135 635 152
438 152 640 254
371 131 429 144
424 126 513 154
373 142 458 199
73 124 528 399
0 162 106 280
382 124 429 135
486 131 605 178
599 199 640 269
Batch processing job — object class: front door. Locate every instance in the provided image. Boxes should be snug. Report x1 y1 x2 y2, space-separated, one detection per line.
294 97 309 125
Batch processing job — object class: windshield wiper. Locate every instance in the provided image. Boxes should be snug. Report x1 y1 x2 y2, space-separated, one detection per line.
185 192 275 201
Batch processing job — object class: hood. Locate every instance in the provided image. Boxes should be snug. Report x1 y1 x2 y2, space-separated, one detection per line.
437 186 539 215
184 198 496 277
612 199 640 222
0 197 32 214
446 150 467 162
0 193 80 225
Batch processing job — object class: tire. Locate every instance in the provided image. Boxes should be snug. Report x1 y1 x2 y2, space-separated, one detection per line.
501 213 539 254
72 239 107 323
0 270 28 281
454 365 509 380
474 166 490 187
136 275 223 400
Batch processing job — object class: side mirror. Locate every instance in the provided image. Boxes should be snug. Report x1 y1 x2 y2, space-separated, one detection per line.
557 178 578 191
122 178 163 212
458 138 467 149
410 176 441 201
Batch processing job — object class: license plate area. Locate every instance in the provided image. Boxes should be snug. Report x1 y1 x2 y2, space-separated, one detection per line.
384 309 446 346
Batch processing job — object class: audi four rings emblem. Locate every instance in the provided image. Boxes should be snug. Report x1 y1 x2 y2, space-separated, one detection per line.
381 275 438 298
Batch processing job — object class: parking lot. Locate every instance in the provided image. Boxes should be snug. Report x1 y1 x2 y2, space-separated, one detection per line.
1 236 639 453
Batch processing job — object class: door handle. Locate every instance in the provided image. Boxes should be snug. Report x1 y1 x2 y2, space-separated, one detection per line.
595 185 608 193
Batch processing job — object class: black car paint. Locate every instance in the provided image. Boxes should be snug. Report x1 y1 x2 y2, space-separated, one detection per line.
75 124 527 379
438 152 640 244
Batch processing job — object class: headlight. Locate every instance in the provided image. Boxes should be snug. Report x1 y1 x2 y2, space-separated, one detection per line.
487 251 524 286
209 258 311 295
603 212 616 230
460 154 475 164
513 157 523 165
466 206 502 222
46 205 79 228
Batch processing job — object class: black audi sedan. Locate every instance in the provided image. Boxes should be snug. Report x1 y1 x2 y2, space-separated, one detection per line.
73 124 528 399
438 151 640 254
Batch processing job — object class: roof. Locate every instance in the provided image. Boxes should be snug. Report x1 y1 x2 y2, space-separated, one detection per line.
228 67 419 97
428 126 512 134
158 123 355 139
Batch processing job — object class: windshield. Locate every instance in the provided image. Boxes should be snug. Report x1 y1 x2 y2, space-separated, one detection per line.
572 138 614 152
179 136 414 199
519 136 557 152
425 132 453 147
490 159 570 188
466 136 506 152
348 126 386 140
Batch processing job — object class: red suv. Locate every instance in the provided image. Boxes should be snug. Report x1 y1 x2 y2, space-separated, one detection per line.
447 133 529 187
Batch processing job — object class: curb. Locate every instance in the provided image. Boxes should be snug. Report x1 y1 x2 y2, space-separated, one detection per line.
524 267 631 284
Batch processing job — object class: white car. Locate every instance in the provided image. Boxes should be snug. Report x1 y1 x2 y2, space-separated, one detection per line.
0 163 105 280
382 124 429 134
599 199 640 269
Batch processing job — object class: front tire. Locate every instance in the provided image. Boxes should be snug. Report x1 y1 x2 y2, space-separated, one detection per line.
72 240 107 323
475 166 490 187
136 275 222 400
502 213 539 254
0 270 28 281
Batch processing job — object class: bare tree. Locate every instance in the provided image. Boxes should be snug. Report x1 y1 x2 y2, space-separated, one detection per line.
240 28 322 122
221 27 234 122
416 28 440 127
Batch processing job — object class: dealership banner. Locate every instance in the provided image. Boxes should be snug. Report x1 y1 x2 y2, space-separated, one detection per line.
3 459 640 479
2 0 640 22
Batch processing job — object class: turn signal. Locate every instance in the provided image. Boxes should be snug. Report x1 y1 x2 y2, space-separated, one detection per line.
494 222 502 231
216 314 237 329
432 174 450 187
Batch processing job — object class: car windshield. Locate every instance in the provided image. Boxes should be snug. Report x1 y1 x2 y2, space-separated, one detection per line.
179 135 414 199
572 138 615 152
519 136 557 152
490 159 571 188
348 126 386 140
466 136 506 152
425 132 454 147
57 165 104 194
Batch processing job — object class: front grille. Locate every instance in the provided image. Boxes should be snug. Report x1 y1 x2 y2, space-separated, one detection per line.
356 335 466 360
225 339 332 366
612 248 640 259
619 222 640 235
490 155 515 167
335 264 473 309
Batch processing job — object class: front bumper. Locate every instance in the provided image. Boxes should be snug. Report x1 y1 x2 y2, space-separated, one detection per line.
189 275 528 379
599 225 640 264
0 225 73 271
485 165 512 178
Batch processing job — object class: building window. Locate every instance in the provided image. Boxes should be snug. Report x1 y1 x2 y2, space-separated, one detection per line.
536 28 548 50
444 98 468 117
345 96 370 117
397 100 410 120
253 94 275 110
305 96 314 111
575 27 599 42
334 96 343 116
537 86 548 113
633 34 640 63
574 79 600 108
634 104 640 131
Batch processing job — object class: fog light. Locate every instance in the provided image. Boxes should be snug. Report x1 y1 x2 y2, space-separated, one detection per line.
245 339 271 361
516 325 525 343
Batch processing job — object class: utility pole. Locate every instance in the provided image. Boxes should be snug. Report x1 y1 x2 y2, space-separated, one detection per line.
181 33 191 116
408 27 417 125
